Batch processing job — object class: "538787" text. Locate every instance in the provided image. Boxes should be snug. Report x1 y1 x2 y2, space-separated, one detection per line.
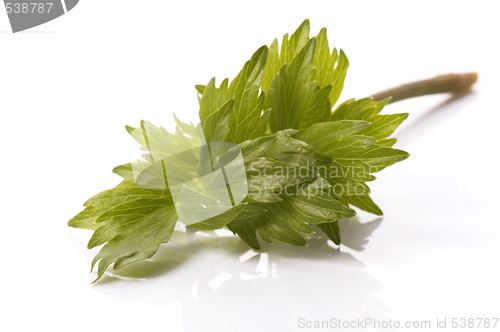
5 3 53 14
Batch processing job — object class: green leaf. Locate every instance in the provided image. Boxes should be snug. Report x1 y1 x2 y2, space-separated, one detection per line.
240 129 330 166
173 113 198 140
228 178 355 249
189 203 246 231
202 98 234 143
299 84 333 131
226 218 262 250
233 203 268 220
197 46 269 144
69 179 171 231
314 27 349 108
330 98 373 121
112 164 135 182
89 197 177 282
329 98 407 141
317 135 378 157
68 20 414 280
245 157 313 203
320 161 376 182
84 181 170 208
377 138 398 147
126 120 197 161
283 178 356 223
357 113 409 139
314 28 336 88
255 213 309 247
261 38 280 93
329 50 348 108
267 38 318 131
228 212 308 249
68 206 106 231
334 144 410 169
300 121 409 172
325 177 371 196
317 221 341 245
341 194 383 216
261 19 311 94
225 201 268 250
298 120 370 145
282 19 310 65
226 45 268 143
299 95 409 215
195 84 205 95
199 77 220 123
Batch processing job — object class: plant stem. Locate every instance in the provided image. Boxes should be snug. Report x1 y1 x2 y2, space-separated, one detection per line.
370 73 478 104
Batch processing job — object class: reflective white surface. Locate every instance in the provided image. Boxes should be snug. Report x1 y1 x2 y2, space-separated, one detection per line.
1 1 500 331
71 219 391 330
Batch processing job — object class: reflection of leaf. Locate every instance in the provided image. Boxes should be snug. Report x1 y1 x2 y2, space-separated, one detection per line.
339 217 384 250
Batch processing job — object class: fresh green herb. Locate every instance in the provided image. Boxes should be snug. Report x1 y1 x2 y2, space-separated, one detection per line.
68 19 476 282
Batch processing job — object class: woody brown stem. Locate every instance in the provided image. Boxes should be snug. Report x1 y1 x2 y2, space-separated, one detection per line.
370 73 478 104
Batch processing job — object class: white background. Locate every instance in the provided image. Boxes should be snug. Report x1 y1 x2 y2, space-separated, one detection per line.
1 1 499 331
